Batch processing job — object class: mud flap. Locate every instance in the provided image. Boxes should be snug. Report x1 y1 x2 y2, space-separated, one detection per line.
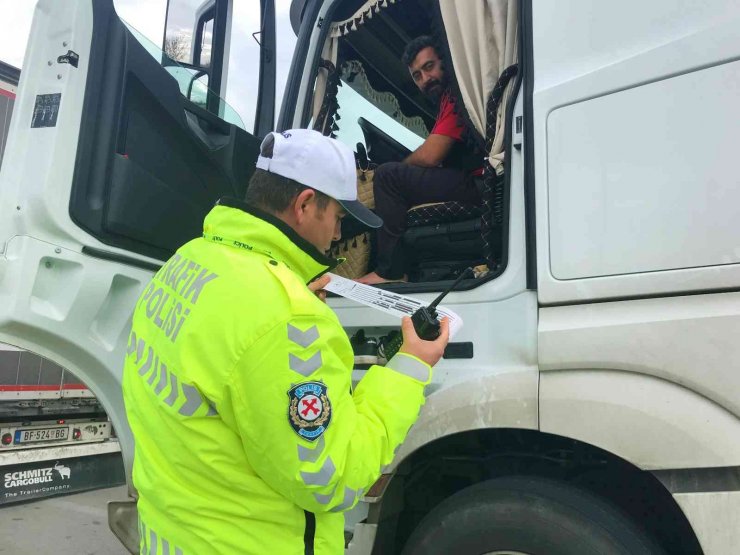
0 443 125 505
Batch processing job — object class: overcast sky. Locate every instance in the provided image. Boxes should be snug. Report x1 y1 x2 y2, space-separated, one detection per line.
0 0 296 131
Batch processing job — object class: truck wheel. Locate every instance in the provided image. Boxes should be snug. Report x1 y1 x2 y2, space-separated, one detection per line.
401 476 664 555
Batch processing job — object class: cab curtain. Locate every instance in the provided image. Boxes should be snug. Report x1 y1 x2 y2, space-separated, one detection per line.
312 0 400 129
438 0 518 172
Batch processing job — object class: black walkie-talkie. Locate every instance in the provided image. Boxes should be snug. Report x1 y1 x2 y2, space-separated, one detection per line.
379 267 473 361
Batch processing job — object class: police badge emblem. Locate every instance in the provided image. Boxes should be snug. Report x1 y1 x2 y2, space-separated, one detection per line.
288 381 332 441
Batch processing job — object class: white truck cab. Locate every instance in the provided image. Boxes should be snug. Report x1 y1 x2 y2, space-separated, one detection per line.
2 0 740 553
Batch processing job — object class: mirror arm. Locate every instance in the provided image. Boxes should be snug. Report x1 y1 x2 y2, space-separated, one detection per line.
187 69 208 99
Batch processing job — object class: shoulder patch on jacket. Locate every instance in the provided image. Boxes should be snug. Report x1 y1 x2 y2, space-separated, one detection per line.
288 381 331 442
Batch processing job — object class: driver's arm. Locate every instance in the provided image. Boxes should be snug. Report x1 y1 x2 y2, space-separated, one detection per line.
404 133 456 167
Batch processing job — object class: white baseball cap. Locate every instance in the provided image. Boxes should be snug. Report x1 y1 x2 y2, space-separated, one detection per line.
255 129 382 228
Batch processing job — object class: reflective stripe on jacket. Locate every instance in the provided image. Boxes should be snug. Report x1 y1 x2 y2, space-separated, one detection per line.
123 198 432 554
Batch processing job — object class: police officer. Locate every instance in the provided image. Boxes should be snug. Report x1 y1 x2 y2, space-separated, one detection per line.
123 129 450 554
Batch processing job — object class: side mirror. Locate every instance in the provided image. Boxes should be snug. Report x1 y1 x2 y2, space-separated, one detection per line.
163 0 216 67
289 0 308 36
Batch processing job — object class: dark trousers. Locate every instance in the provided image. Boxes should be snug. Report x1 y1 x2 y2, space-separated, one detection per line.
372 162 481 279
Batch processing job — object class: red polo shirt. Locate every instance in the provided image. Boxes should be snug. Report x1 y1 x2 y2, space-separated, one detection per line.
430 91 482 175
431 91 464 140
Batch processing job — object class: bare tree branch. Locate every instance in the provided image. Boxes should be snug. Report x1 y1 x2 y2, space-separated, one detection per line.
164 34 189 62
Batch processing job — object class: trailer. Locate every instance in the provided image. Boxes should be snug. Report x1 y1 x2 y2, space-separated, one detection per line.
0 61 20 170
0 342 113 446
0 342 124 505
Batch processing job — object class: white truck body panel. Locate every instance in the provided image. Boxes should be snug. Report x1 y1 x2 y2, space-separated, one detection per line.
540 369 740 470
548 60 740 280
539 292 740 421
674 491 740 554
533 0 740 303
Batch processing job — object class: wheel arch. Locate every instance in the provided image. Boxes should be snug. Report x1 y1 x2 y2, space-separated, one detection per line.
370 428 703 555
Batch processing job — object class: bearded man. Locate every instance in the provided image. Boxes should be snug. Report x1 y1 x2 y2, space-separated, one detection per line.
358 36 483 285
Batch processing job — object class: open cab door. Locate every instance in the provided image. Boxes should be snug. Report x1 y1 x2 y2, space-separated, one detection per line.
0 0 276 550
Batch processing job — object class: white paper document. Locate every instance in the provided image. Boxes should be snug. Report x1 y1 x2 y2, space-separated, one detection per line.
324 273 464 338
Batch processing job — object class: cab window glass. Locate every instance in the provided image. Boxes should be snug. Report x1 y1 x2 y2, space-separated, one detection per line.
124 22 245 130
118 0 293 133
222 1 263 134
334 82 425 153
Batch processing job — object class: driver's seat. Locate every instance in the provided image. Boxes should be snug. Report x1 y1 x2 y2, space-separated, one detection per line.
402 187 487 282
355 120 488 282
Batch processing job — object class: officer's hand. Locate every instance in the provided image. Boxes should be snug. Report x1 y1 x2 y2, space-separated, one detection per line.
308 274 331 303
399 316 450 367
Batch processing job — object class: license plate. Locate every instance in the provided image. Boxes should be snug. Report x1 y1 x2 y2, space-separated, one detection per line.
14 427 69 444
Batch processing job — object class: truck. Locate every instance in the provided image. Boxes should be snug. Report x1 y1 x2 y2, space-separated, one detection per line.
0 59 124 505
2 0 739 553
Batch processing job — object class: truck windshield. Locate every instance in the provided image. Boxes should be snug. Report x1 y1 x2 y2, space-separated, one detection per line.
334 81 425 153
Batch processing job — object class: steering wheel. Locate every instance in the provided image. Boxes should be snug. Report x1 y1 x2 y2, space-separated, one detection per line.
357 117 412 164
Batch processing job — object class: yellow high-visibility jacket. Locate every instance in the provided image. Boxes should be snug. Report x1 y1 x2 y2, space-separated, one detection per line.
123 198 432 554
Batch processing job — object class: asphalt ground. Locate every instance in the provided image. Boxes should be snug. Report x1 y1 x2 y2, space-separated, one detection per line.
0 485 130 554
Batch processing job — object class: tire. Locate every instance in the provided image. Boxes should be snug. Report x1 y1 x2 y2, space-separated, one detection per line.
401 476 665 555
